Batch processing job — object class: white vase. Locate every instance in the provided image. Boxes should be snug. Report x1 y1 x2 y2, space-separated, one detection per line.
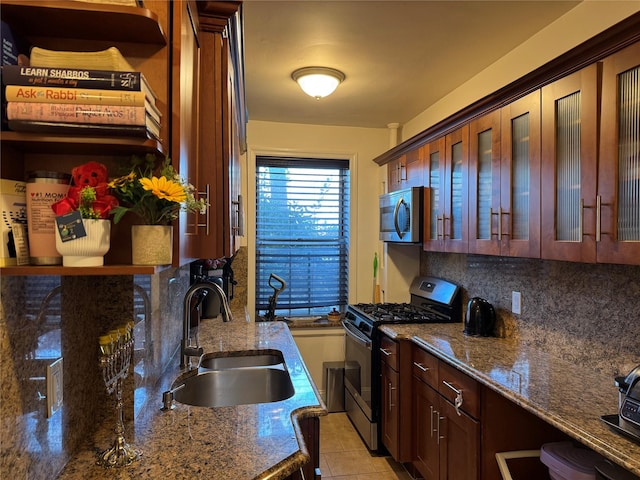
55 219 111 267
131 225 173 265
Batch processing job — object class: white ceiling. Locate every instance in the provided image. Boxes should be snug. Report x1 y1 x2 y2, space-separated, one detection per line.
242 0 581 129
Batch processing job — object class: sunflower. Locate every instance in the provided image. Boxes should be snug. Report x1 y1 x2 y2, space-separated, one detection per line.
109 155 208 225
140 176 187 203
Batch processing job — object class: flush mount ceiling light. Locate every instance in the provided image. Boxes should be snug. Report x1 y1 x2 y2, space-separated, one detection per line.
291 67 345 99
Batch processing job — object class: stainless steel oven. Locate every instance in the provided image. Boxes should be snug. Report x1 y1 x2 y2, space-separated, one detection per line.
342 319 377 450
342 276 462 453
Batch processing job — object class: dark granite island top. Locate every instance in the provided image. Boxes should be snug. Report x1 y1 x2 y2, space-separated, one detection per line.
57 318 326 480
379 323 640 476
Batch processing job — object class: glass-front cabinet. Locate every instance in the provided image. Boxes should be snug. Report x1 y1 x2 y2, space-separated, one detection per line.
541 64 600 263
423 127 468 253
498 91 541 258
469 92 541 259
597 41 640 265
468 110 501 255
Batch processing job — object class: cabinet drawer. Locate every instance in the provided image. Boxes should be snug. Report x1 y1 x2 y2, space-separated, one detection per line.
438 360 480 419
412 346 439 387
379 335 399 370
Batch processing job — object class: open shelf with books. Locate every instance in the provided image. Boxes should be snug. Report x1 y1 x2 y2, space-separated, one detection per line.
0 1 167 45
1 1 171 276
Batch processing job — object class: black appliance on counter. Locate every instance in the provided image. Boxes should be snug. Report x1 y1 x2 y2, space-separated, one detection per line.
464 297 497 337
602 364 640 446
342 276 461 452
190 257 236 317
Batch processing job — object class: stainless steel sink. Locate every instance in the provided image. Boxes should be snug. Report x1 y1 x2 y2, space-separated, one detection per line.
171 367 295 408
198 351 284 370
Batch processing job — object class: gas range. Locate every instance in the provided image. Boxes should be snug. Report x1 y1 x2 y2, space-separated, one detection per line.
342 276 462 452
345 276 462 338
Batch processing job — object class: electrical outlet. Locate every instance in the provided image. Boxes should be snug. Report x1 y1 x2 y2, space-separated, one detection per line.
46 357 63 418
512 291 522 315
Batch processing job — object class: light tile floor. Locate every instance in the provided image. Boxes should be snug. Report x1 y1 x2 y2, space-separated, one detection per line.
319 413 413 480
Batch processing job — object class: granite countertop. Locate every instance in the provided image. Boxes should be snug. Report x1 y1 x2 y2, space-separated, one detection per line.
58 316 327 480
379 323 640 476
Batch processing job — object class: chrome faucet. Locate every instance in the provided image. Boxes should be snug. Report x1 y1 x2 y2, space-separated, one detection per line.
181 282 232 369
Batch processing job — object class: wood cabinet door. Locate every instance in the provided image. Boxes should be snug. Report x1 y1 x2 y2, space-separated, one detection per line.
469 110 502 256
598 41 640 265
424 137 447 252
173 0 202 264
387 157 402 191
443 125 469 253
381 361 400 460
439 398 480 480
500 91 541 258
405 147 425 188
541 64 600 263
387 148 424 192
413 378 440 480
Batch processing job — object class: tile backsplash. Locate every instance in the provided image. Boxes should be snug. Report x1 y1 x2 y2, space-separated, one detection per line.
421 252 640 377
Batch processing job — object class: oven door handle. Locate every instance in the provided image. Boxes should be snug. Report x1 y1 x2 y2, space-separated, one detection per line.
341 320 372 350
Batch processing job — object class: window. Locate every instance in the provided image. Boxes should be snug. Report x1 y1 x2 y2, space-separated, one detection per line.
255 156 350 318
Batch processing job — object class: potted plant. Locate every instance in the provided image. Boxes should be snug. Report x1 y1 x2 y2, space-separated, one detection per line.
109 154 207 265
51 161 119 267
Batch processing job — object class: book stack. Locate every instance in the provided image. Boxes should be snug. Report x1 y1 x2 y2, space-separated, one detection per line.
2 46 161 140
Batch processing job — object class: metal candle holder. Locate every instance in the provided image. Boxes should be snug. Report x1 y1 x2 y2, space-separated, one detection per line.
96 326 141 468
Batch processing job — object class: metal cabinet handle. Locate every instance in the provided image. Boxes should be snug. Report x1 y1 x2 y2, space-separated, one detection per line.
388 381 396 411
436 214 444 239
596 195 612 242
442 380 461 395
436 411 444 445
400 163 407 182
581 198 596 239
430 405 435 438
443 380 464 416
232 194 244 236
380 348 392 357
443 215 450 238
490 207 500 239
413 361 429 372
197 184 211 235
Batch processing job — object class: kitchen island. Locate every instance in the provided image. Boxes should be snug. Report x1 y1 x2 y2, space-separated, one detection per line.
380 323 640 476
57 316 326 480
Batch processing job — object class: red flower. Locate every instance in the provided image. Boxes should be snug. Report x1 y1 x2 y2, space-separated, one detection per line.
51 197 78 216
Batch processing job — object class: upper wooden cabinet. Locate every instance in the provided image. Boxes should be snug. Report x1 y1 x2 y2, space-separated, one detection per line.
190 2 244 259
468 110 501 256
461 93 542 259
541 43 640 266
387 147 424 192
597 41 640 265
173 0 202 266
541 64 600 263
423 127 469 253
499 91 541 259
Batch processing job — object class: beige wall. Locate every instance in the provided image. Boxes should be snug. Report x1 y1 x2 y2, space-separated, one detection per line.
402 1 640 141
245 120 389 317
245 3 640 314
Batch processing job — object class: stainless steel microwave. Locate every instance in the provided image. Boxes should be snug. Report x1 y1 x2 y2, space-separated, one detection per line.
379 186 425 243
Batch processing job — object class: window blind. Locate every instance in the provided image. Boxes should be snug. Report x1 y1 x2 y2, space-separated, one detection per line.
255 156 350 317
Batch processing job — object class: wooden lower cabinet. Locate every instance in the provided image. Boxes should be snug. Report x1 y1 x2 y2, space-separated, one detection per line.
413 371 480 480
409 344 569 480
286 416 321 480
380 335 413 463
